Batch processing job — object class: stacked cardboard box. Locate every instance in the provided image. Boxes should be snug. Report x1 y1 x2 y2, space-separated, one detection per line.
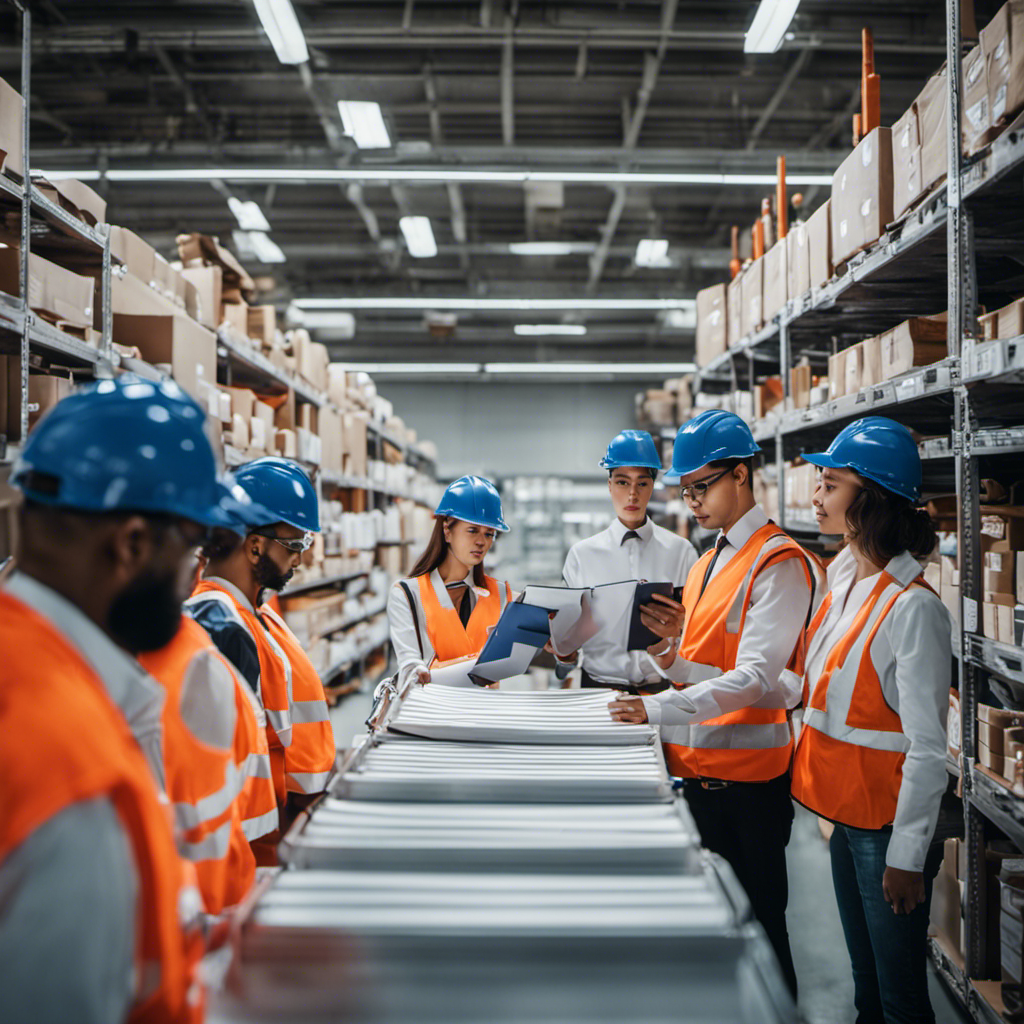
980 297 1024 340
978 704 1024 781
784 460 817 511
965 2 1024 157
0 77 25 180
892 69 948 220
695 283 728 367
831 127 894 266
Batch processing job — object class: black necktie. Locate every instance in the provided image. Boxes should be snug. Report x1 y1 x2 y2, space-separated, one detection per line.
700 535 730 596
621 530 641 545
447 581 473 627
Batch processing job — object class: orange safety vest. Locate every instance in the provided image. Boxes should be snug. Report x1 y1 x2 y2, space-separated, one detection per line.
260 604 336 795
417 573 511 664
139 617 256 915
230 661 278 844
0 591 203 1024
791 570 936 830
662 523 815 782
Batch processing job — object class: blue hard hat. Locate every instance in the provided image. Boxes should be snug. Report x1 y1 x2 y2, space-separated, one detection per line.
599 429 662 472
435 475 509 532
12 375 237 528
215 473 277 536
233 456 320 533
664 410 762 484
802 416 921 502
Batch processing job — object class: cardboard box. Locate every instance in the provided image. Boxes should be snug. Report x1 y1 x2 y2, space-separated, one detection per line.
930 838 962 954
948 689 962 762
151 253 175 301
109 270 178 320
111 313 217 402
828 352 845 400
0 77 24 180
222 386 256 422
844 343 864 395
919 69 950 201
988 297 1024 340
27 373 72 432
741 256 764 338
754 377 784 421
979 704 1024 729
109 226 157 286
893 70 949 219
892 100 921 221
861 334 883 389
181 265 223 331
230 413 249 450
696 283 728 367
176 232 255 293
297 337 330 392
250 416 268 454
790 363 812 409
986 550 1017 593
727 275 743 348
248 305 277 349
964 43 992 155
328 364 349 410
762 240 788 323
981 720 1008 754
984 1 1024 129
787 221 811 301
807 199 833 288
275 428 297 459
222 300 249 338
344 411 369 478
252 399 275 443
33 176 107 227
318 404 343 473
881 314 948 379
0 247 94 329
831 128 894 265
998 602 1016 643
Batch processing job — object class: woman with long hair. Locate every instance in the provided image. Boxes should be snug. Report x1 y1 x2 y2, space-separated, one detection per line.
790 416 951 1024
386 474 512 686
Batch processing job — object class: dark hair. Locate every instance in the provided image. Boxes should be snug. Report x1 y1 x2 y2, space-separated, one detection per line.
845 477 937 566
707 456 758 490
200 527 243 563
608 468 658 481
409 516 487 587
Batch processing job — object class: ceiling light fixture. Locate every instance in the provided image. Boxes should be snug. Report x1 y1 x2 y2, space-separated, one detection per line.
292 297 696 311
483 362 697 375
337 101 393 150
513 324 588 336
251 0 309 64
635 238 671 268
399 216 438 258
39 167 834 187
508 242 593 256
744 0 801 53
227 196 271 232
234 230 286 264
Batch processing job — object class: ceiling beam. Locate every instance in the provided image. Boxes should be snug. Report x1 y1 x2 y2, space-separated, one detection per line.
745 48 812 151
501 15 515 146
151 44 218 143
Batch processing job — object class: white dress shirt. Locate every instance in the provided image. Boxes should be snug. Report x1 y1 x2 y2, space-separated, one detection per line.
643 504 811 727
562 516 698 686
802 546 951 872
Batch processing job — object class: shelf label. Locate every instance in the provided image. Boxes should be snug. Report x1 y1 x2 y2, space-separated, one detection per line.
964 597 979 634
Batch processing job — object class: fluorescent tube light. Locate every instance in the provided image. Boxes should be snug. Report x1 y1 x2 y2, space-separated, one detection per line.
399 216 438 258
508 242 591 256
337 101 392 150
635 238 671 268
234 230 286 263
227 197 271 232
483 362 697 375
252 0 309 64
292 297 696 312
39 167 835 187
514 324 587 336
337 363 483 375
663 308 697 330
745 0 801 53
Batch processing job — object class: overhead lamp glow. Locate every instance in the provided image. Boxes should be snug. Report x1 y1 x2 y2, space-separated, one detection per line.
663 308 697 330
483 362 697 375
338 363 483 375
514 324 588 336
338 101 392 150
227 196 271 232
744 0 801 53
251 0 309 64
293 297 696 312
399 216 437 258
635 238 671 268
288 310 356 337
38 167 836 187
508 242 591 256
234 230 286 264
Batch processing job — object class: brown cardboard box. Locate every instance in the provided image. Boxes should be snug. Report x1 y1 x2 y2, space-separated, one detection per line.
892 101 921 220
344 411 369 478
988 297 1024 340
222 301 250 339
318 404 343 473
327 364 349 410
0 77 24 180
176 233 255 293
109 271 178 320
252 400 275 444
181 266 223 331
790 363 812 409
0 248 94 329
111 314 217 402
109 226 157 286
828 352 845 400
27 373 72 432
248 305 277 349
33 176 107 227
727 275 743 348
881 314 948 379
696 283 728 367
919 69 950 199
893 70 949 219
787 221 811 300
753 377 784 421
297 338 330 392
741 256 764 338
980 704 1024 729
948 689 962 762
762 240 788 323
249 415 268 454
844 343 864 395
981 720 1008 754
964 43 992 155
230 413 249 450
930 838 962 954
861 334 883 389
807 199 833 288
831 128 894 265
984 1 1024 129
985 550 1017 593
151 253 175 301
222 386 256 423
275 428 297 459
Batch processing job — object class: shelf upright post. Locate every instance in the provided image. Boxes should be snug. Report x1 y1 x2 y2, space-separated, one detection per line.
778 318 790 531
100 228 113 367
18 1 30 445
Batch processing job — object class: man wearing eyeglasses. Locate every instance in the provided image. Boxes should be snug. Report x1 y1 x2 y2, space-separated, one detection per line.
188 457 334 861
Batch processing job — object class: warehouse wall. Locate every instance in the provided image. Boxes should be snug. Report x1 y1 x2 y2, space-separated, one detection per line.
383 381 639 481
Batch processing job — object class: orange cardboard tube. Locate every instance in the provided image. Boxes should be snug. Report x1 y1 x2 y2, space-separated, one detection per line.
776 156 787 239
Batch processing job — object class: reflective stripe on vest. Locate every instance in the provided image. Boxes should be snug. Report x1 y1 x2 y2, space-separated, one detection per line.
791 571 930 830
661 524 814 782
230 666 277 841
260 605 337 795
0 592 203 1023
417 573 511 664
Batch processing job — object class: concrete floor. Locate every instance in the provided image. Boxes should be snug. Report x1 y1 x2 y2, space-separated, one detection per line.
329 690 971 1024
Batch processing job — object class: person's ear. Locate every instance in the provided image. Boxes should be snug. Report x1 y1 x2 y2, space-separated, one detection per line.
105 515 156 583
247 535 263 564
733 463 748 489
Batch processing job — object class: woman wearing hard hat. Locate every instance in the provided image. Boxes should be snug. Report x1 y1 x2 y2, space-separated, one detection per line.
387 474 512 686
790 416 950 1024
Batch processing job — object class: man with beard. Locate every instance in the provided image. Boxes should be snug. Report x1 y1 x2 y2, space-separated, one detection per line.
0 375 242 1023
188 457 334 860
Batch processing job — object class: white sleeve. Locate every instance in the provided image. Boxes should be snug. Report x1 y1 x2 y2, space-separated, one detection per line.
386 583 429 686
562 546 581 588
643 557 810 728
884 592 952 872
0 798 138 1024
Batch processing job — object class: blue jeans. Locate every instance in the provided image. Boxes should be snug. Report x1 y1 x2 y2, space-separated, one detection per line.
830 824 944 1024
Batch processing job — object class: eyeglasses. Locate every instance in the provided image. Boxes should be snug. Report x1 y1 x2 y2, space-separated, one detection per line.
679 468 731 502
254 528 315 553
